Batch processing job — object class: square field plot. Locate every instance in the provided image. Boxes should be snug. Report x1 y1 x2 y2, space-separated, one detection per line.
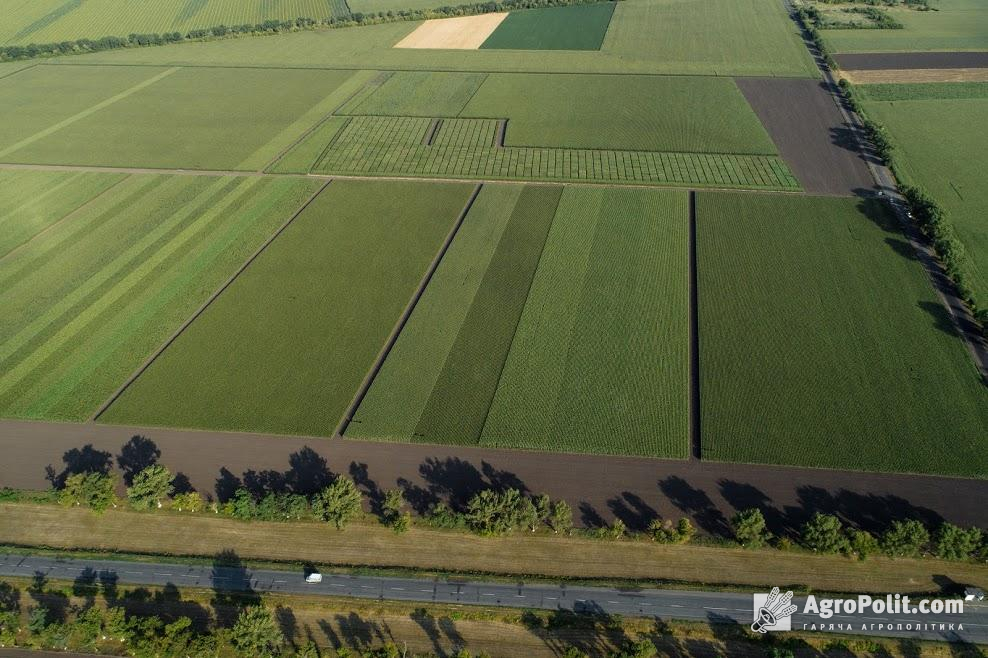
480 3 616 51
348 185 689 458
1 65 360 170
697 192 988 477
0 173 322 421
101 180 475 436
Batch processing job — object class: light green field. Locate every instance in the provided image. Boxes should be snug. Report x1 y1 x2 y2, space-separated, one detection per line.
0 170 125 258
350 185 688 457
3 65 360 170
460 74 778 154
864 95 988 304
821 0 988 52
480 187 689 457
64 0 818 77
0 173 321 421
308 115 798 188
855 82 988 102
698 192 988 477
0 0 350 46
101 180 474 436
341 71 488 117
480 2 616 51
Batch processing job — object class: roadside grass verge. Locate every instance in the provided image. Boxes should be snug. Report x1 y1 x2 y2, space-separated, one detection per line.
697 192 988 476
0 173 321 421
101 179 474 436
1 504 985 595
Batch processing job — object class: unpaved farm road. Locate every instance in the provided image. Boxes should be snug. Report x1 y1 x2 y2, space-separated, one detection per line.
1 553 985 644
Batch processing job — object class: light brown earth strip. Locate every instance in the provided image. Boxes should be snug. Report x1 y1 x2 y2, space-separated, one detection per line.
394 13 509 50
841 68 988 84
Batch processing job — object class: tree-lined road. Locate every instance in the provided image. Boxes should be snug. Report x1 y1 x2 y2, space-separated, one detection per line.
1 553 984 644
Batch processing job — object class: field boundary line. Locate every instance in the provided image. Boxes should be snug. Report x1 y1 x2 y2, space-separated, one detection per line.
0 173 131 265
0 62 39 82
422 118 443 146
334 183 484 438
311 117 352 171
0 67 180 160
90 178 333 421
688 190 701 461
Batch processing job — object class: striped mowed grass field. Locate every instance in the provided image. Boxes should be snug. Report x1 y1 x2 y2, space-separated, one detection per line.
349 185 689 458
0 173 322 421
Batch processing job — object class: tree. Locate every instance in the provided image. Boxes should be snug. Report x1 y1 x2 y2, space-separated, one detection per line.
549 500 573 535
849 529 879 561
648 518 695 544
312 476 363 529
230 606 284 658
882 520 930 558
227 488 257 520
534 493 551 528
607 518 627 540
59 472 117 513
465 488 524 536
801 513 848 554
731 508 771 548
381 488 406 529
519 497 540 532
27 605 48 634
127 464 174 510
934 523 982 560
172 491 204 513
392 511 411 534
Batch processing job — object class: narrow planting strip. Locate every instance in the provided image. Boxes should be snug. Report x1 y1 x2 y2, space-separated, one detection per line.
688 190 701 461
90 179 333 422
423 118 443 146
494 119 507 148
334 183 484 438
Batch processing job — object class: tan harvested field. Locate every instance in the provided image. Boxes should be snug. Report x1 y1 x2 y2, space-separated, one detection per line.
841 68 988 83
2 504 986 594
394 13 508 49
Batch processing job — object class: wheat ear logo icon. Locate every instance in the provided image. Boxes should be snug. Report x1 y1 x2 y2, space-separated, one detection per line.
751 587 797 633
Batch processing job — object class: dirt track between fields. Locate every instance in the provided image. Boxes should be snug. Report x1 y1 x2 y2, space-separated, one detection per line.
835 51 988 71
1 419 985 537
736 77 875 196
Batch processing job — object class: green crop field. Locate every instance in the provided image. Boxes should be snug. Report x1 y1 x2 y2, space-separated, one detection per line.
101 180 474 436
460 74 778 154
822 0 988 52
697 192 988 477
863 95 988 304
480 3 616 51
854 82 988 102
65 0 818 77
2 65 360 171
340 71 489 117
350 185 688 457
0 173 321 421
0 0 350 46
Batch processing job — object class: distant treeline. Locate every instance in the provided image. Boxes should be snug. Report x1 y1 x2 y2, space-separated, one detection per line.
812 0 933 9
802 5 904 30
0 0 615 62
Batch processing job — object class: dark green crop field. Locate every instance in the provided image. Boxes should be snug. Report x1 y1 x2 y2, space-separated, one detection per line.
102 180 474 436
697 192 988 477
480 3 617 51
350 185 689 458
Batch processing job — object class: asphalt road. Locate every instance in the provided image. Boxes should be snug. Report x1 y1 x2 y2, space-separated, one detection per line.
1 553 984 644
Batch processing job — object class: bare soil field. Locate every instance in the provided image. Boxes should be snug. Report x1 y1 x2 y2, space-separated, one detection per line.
841 68 988 83
835 51 988 70
1 419 987 537
395 13 508 49
735 78 874 195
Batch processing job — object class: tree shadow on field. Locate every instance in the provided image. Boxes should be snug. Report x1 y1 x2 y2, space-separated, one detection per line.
658 476 729 536
607 491 658 531
213 446 334 502
718 479 791 538
117 435 160 486
415 456 530 512
789 486 944 535
918 300 959 337
350 461 382 516
45 444 113 488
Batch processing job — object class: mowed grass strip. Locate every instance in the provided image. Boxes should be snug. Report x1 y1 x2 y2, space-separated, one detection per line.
5 66 359 171
460 74 777 154
0 170 125 258
102 180 474 436
480 188 689 458
267 116 352 174
343 71 489 117
697 193 988 477
0 174 321 421
413 185 562 444
480 3 616 51
347 184 525 442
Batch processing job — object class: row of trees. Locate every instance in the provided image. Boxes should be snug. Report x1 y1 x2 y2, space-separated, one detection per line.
0 0 610 62
426 489 575 536
731 508 988 561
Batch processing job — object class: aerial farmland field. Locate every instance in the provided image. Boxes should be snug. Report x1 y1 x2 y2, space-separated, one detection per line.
820 0 988 53
697 192 988 477
479 2 616 51
101 180 474 436
0 173 321 421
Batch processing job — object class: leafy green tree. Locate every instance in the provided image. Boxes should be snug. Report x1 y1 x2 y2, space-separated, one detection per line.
801 513 849 554
0 610 18 646
295 640 320 658
313 476 363 529
230 606 284 658
534 493 551 528
381 488 407 530
392 512 411 534
27 605 48 634
465 489 520 536
731 508 771 548
60 472 117 513
608 518 627 540
882 520 930 558
648 518 695 544
127 464 174 510
172 491 204 512
849 529 880 560
934 524 982 560
611 638 657 658
427 502 465 530
227 488 257 520
564 648 591 658
549 500 573 535
519 497 540 532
